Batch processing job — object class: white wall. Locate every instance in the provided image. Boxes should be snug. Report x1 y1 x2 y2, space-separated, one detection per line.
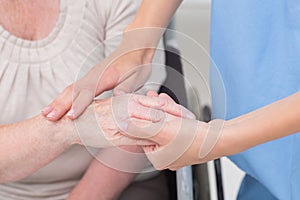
175 1 245 199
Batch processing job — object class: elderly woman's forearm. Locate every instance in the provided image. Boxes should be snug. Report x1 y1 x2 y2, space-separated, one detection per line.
0 94 169 182
0 115 74 183
67 147 143 200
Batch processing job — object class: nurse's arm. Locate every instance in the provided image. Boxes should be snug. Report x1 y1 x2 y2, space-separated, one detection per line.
121 0 184 66
122 0 184 64
43 0 183 121
133 91 300 170
126 0 182 30
222 91 300 156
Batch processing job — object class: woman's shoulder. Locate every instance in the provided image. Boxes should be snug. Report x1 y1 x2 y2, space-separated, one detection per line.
90 0 141 20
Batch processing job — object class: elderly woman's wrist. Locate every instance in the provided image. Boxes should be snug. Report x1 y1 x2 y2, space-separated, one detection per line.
67 100 113 147
44 115 77 146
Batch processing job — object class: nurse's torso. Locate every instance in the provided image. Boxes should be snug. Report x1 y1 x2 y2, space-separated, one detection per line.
210 0 300 199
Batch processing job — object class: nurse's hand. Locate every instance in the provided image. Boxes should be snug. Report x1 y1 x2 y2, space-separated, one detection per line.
127 91 226 170
139 90 196 119
71 94 163 148
126 119 202 170
42 46 154 121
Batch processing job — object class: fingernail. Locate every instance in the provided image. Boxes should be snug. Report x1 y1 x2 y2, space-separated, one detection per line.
41 106 52 114
66 109 75 117
47 110 57 118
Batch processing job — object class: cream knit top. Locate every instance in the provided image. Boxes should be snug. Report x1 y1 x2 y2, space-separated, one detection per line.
0 0 166 199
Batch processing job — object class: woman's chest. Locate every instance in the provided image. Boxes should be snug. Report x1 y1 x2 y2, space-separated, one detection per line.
0 0 60 41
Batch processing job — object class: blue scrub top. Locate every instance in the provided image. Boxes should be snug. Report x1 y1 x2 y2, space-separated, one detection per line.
210 1 300 199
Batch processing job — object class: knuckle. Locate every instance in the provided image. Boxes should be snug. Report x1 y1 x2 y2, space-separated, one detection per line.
62 85 73 94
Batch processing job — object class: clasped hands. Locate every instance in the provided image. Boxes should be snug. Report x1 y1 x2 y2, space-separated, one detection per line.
41 35 225 170
71 91 195 148
43 90 220 170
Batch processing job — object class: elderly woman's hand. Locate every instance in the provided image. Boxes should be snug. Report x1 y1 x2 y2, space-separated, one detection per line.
69 91 197 148
70 94 165 148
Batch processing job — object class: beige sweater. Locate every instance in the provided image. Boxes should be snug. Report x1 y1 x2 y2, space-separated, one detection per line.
0 0 166 199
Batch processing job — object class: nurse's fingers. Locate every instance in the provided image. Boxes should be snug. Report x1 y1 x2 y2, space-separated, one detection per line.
41 85 74 121
137 95 166 109
158 93 196 119
146 90 159 97
128 104 166 123
158 93 175 102
138 94 196 120
66 89 95 120
123 118 166 143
